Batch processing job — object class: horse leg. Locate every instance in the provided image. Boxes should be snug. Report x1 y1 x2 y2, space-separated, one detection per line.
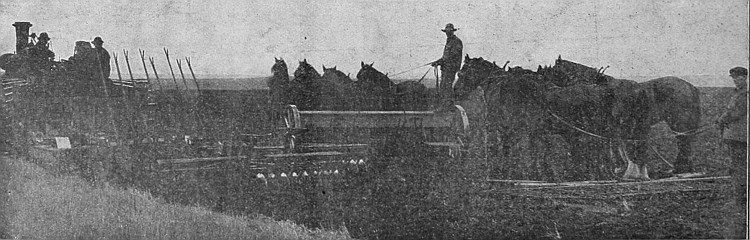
532 134 556 182
564 137 589 181
667 98 700 174
673 135 693 174
620 141 651 181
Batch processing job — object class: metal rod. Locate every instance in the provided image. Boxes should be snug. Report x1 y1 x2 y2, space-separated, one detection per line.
148 56 164 94
176 59 192 96
150 56 177 127
185 57 211 140
123 50 136 91
177 58 205 131
122 50 137 131
163 48 180 93
113 53 126 97
164 48 189 134
185 57 202 93
139 49 154 88
149 57 160 84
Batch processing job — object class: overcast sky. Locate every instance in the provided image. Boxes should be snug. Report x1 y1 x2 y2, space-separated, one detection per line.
1 0 748 86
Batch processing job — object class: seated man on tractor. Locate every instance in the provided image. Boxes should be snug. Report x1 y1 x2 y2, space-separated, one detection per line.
28 32 56 75
67 41 94 76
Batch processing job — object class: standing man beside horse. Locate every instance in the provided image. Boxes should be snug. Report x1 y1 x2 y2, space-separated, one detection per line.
716 66 747 238
431 23 462 108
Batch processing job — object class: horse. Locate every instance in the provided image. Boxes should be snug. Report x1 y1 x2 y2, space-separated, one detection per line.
266 57 292 122
292 59 322 110
320 65 355 110
455 55 663 181
392 80 429 111
355 62 395 110
551 56 701 179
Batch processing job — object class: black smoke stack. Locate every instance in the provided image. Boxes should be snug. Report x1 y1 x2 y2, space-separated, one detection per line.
12 22 32 54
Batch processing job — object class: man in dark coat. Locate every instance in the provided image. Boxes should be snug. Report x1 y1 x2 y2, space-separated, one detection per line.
431 23 463 108
30 32 55 74
716 66 747 238
91 37 110 80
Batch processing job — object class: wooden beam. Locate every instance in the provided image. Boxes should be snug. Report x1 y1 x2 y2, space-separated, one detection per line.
264 151 345 158
156 156 246 165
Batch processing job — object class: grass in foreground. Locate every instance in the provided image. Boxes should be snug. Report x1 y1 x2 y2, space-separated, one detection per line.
5 156 353 240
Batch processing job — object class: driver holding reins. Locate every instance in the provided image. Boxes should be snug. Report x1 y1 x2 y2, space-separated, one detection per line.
431 23 463 109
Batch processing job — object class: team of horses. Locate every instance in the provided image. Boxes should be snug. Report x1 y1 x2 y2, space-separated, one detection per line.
267 55 701 181
454 55 700 181
267 58 428 115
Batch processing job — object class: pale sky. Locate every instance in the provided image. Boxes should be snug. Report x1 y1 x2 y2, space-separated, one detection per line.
1 0 748 86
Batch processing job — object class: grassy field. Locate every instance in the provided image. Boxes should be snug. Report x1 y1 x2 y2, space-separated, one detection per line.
2 155 352 240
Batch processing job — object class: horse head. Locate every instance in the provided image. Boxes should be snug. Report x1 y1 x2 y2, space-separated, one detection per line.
271 57 289 81
356 61 393 90
552 55 612 86
322 65 352 84
293 59 321 84
455 55 504 100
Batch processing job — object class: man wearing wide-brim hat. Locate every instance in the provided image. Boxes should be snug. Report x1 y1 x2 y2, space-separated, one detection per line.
431 23 463 108
92 36 111 80
30 32 55 75
34 32 54 60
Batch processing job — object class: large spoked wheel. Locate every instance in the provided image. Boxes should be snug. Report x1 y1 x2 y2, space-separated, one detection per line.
449 105 470 159
284 105 301 153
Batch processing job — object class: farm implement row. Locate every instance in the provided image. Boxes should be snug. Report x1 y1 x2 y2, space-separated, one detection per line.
1 21 480 231
154 104 469 183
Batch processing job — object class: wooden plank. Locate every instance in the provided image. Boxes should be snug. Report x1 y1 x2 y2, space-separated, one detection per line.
298 111 456 128
299 110 441 115
32 145 92 152
425 142 462 147
517 180 618 187
605 188 715 199
157 156 246 165
254 145 285 150
302 143 369 148
264 151 344 158
510 176 730 189
487 179 547 183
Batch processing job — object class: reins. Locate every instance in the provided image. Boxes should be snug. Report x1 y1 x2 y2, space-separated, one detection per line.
389 62 432 78
544 108 716 142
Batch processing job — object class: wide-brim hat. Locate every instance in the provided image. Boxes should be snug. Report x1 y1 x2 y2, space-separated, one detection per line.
93 37 104 44
730 66 747 77
441 23 459 32
38 32 50 40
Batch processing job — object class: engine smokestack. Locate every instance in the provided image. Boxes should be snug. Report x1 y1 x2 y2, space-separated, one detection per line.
12 22 32 54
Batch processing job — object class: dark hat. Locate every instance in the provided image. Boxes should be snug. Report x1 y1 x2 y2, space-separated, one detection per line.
441 23 459 32
729 66 747 77
93 37 103 44
38 32 50 40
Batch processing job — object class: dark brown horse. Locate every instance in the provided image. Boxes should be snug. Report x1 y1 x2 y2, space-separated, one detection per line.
355 62 395 110
266 57 292 122
392 80 429 111
355 62 430 111
292 59 322 110
551 57 701 179
319 65 355 110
